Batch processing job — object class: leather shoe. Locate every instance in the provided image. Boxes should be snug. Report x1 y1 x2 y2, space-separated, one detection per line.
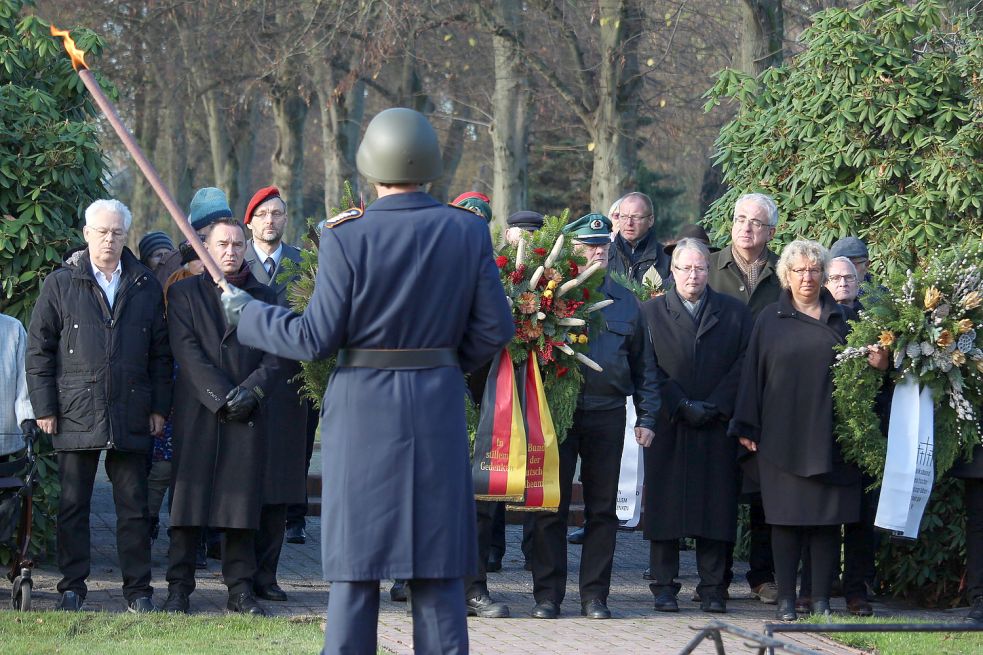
847 596 873 617
285 524 306 544
811 598 832 617
486 555 503 573
752 581 779 604
966 595 983 623
652 591 679 612
57 591 83 611
776 598 798 622
162 590 190 614
227 591 266 616
693 588 730 602
530 600 560 619
390 580 408 602
127 596 157 613
700 595 726 614
254 583 288 602
581 598 611 619
466 594 510 618
567 526 586 545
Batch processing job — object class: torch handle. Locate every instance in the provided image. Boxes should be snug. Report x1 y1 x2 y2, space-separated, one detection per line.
78 69 230 292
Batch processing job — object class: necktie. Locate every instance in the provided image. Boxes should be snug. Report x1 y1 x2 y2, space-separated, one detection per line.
265 257 276 278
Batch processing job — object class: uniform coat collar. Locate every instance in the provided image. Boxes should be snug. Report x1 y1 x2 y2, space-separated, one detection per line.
367 191 440 212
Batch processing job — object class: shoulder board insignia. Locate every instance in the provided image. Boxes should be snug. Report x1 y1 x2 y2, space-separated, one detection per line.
449 202 484 219
323 207 363 229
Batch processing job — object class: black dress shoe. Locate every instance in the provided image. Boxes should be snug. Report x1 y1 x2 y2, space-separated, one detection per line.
127 596 157 613
700 595 726 614
966 595 983 623
466 594 510 618
390 580 408 602
162 591 190 614
227 592 266 616
285 524 306 544
811 598 832 617
254 583 288 602
567 526 586 545
776 598 798 622
652 591 679 613
530 600 560 619
581 598 611 619
57 591 83 611
486 555 503 573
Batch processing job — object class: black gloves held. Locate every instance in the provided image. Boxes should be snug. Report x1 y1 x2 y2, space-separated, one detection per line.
222 386 259 422
676 399 719 428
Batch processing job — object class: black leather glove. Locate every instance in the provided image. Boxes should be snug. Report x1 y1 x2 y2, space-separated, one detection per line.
20 419 40 444
222 386 259 422
676 400 717 428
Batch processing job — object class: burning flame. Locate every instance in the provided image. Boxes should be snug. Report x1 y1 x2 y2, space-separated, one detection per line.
49 24 88 71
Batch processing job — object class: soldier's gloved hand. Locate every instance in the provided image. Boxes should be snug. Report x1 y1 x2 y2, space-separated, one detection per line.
223 386 259 422
676 399 713 427
221 284 254 327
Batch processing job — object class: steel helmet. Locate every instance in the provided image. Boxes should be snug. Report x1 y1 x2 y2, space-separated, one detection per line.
356 108 443 184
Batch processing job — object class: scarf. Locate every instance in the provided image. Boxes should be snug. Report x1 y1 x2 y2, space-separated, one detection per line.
731 245 766 293
224 262 251 288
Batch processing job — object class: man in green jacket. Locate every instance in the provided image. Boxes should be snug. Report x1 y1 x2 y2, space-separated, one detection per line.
706 192 782 606
707 193 781 320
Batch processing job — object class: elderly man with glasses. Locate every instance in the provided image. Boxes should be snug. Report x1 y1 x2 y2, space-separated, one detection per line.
607 192 671 286
707 192 783 606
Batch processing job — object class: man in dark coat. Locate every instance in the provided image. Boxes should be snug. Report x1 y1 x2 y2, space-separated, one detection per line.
607 192 671 287
529 213 661 621
222 108 514 655
26 199 172 612
161 218 281 616
242 185 310 600
706 191 782 604
641 238 752 613
953 441 983 623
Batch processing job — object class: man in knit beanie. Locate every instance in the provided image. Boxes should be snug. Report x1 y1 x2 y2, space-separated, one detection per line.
154 187 233 287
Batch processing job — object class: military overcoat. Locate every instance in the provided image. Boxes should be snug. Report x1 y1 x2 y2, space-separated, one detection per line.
237 191 514 581
166 272 281 529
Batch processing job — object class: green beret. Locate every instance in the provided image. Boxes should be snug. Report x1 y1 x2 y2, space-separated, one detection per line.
562 212 612 244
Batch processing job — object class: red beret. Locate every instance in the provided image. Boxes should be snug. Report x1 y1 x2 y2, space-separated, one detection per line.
244 185 281 224
452 191 490 205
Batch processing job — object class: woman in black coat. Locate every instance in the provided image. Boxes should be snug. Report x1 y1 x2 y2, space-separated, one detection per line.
951 440 983 623
729 239 887 620
641 238 752 613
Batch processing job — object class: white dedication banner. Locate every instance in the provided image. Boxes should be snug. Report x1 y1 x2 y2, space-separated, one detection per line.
874 374 935 539
616 400 645 527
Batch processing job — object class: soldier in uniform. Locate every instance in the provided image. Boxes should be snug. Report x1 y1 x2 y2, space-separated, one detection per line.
222 108 514 655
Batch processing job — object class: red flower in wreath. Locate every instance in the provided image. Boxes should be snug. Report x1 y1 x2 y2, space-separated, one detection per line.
533 247 547 256
508 265 527 284
495 256 508 269
582 288 591 300
557 366 569 378
568 260 579 277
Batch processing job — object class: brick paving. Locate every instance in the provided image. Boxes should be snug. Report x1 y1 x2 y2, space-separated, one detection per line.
16 457 974 654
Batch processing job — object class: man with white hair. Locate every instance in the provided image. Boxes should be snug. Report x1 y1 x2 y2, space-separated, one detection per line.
27 199 172 612
825 257 861 310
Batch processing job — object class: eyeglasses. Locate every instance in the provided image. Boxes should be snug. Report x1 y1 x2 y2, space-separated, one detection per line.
88 227 126 240
791 267 823 278
733 217 774 230
673 265 708 276
827 274 857 284
620 214 652 224
253 210 286 220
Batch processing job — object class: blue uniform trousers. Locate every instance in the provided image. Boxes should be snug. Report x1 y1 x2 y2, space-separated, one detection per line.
323 578 468 655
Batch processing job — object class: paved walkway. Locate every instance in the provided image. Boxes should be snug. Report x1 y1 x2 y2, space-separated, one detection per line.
17 462 973 654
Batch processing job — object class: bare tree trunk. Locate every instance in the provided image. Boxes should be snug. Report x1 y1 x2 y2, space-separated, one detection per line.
129 63 160 233
737 0 784 75
590 0 642 212
312 61 365 212
202 90 236 200
429 99 471 203
270 77 310 226
489 0 531 226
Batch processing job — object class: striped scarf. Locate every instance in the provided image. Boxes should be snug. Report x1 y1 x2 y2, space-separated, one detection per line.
731 245 766 293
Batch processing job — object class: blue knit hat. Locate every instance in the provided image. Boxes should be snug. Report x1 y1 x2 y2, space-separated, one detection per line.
188 187 233 230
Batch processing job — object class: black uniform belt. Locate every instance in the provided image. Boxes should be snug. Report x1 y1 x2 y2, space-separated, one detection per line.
336 348 459 370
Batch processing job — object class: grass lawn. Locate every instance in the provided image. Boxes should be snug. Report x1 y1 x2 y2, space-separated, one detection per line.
804 615 983 654
0 611 327 655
